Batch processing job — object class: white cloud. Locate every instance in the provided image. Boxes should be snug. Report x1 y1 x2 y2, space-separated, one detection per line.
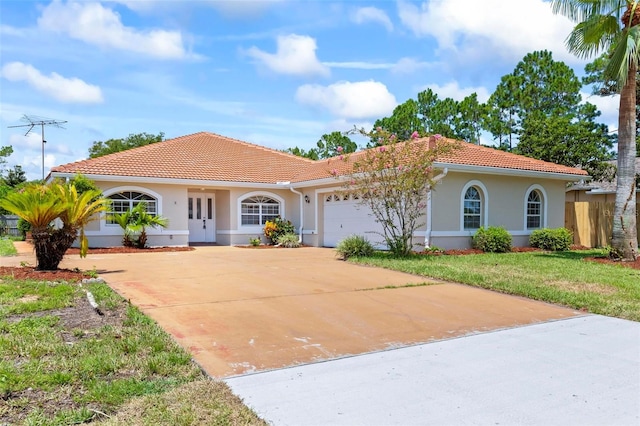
38 0 192 60
1 62 104 104
323 61 395 70
352 6 393 32
295 80 397 119
397 0 578 65
245 34 330 77
423 81 491 103
391 57 433 74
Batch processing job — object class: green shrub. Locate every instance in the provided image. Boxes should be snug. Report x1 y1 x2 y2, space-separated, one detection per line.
472 226 512 253
336 235 375 260
17 218 31 241
249 236 261 246
276 233 301 248
529 228 573 251
263 217 295 244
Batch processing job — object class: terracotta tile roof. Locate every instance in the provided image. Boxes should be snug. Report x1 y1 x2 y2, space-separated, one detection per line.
51 132 315 184
52 133 588 185
290 137 588 182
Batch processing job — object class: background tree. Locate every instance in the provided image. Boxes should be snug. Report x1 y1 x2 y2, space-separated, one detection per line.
516 104 614 180
487 50 583 147
3 165 27 188
0 145 12 174
314 132 357 158
552 0 638 261
373 99 424 143
372 90 487 146
342 129 458 256
284 146 319 160
286 132 357 160
88 132 165 158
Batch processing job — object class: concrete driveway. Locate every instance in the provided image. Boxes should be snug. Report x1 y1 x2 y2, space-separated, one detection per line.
51 245 581 377
6 244 639 424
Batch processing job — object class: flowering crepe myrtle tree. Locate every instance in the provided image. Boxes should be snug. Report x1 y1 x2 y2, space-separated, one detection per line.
336 128 459 256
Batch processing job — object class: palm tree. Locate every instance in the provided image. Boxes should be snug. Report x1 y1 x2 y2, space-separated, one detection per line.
552 0 638 260
111 202 168 248
0 183 107 270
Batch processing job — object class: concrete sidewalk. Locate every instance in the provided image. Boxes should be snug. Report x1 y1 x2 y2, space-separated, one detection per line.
227 315 640 425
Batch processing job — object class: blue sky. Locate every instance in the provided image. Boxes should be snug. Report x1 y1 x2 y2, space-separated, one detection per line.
0 0 621 180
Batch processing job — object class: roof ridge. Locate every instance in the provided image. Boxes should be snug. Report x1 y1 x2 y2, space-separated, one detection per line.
198 131 317 164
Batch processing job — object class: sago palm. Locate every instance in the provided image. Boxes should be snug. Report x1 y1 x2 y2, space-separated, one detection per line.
0 182 107 270
552 0 638 260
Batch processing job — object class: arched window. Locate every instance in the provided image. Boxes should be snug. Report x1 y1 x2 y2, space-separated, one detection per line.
526 189 543 229
241 195 280 225
107 191 157 224
463 186 483 230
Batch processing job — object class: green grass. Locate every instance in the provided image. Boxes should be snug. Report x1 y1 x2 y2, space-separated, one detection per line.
0 238 17 256
351 249 640 321
0 276 266 425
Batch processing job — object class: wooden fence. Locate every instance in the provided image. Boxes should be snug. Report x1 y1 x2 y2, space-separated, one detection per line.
565 202 640 248
0 214 20 237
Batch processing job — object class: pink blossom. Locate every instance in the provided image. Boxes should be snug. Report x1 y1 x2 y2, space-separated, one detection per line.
411 131 419 139
379 146 386 152
350 180 355 185
339 155 344 160
390 134 396 140
330 169 338 176
337 146 343 153
376 126 382 132
434 134 442 139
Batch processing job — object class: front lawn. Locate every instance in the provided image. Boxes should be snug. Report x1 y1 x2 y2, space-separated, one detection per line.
0 237 17 256
351 249 640 321
0 275 265 425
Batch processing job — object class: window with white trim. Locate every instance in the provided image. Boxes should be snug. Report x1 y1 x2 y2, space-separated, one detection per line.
241 196 280 225
526 190 543 229
463 186 482 230
107 191 157 224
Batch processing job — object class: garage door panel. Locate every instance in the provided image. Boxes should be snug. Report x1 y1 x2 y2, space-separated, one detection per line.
323 194 385 248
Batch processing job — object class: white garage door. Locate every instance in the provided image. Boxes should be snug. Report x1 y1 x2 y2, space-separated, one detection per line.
322 192 385 248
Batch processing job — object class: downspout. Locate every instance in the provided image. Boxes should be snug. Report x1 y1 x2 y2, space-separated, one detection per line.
425 168 448 248
289 186 304 243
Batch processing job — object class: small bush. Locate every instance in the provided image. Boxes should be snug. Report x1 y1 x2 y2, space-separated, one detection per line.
263 217 295 244
249 236 261 246
17 218 31 241
336 235 375 260
529 228 572 251
276 233 301 248
472 226 512 253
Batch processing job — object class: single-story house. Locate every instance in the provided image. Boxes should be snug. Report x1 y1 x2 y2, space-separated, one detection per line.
50 132 588 249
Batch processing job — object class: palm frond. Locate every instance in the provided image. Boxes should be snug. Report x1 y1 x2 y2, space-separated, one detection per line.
552 0 625 22
566 15 620 57
605 27 640 85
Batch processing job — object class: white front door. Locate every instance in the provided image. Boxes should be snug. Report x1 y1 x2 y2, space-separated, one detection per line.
188 193 216 243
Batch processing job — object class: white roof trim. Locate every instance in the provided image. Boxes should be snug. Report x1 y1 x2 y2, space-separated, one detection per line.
49 172 290 189
433 162 587 181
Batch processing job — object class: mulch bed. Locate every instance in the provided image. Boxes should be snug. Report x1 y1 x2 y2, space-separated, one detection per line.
66 246 194 255
0 266 89 282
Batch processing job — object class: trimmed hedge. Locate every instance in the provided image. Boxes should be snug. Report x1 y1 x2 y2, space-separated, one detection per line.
472 226 512 253
529 228 573 251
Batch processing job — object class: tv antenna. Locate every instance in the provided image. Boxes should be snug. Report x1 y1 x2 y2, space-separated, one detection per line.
8 114 67 180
